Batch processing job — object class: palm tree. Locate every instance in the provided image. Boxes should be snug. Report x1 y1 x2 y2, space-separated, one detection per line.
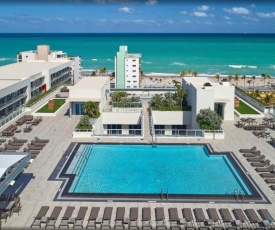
247 80 252 87
227 75 232 83
252 76 256 88
234 73 239 86
83 101 101 118
187 70 191 76
266 75 271 84
90 71 96 76
241 75 246 87
192 71 198 77
215 74 220 82
180 70 185 77
261 73 266 85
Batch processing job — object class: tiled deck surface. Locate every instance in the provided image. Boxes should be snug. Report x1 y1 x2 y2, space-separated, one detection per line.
1 102 275 229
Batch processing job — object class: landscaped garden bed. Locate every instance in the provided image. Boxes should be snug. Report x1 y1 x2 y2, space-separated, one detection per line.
235 100 259 114
37 99 66 113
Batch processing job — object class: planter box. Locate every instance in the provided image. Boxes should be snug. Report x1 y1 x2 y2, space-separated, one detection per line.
73 131 92 138
204 132 225 139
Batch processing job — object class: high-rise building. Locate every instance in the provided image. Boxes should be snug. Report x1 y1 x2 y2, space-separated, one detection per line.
115 46 141 88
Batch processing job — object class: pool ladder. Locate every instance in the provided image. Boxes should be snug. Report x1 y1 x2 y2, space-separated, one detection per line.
234 189 244 202
160 189 169 201
152 136 157 148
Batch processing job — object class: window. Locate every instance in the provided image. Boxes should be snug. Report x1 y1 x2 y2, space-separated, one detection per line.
172 125 187 135
133 70 136 72
129 124 141 135
133 86 137 88
132 65 136 67
132 75 136 78
133 81 137 83
154 125 165 135
127 81 131 83
107 124 122 135
133 59 136 62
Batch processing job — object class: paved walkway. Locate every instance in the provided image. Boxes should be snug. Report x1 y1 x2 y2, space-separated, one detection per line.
142 101 152 141
0 101 275 228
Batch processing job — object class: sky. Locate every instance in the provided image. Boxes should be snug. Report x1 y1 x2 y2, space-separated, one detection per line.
0 0 275 33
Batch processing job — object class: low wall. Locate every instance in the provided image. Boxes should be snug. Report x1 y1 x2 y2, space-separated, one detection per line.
204 132 225 139
72 131 92 138
234 98 264 118
32 100 68 117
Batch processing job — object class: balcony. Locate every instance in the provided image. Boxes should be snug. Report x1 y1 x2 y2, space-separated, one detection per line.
0 93 27 111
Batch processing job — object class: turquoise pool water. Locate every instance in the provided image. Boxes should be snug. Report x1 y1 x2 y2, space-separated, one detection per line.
67 144 253 195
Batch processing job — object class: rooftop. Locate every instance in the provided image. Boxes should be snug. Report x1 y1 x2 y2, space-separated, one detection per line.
71 77 109 90
183 77 232 90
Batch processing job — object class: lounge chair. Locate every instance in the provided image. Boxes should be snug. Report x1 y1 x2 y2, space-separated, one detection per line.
239 146 257 153
193 208 207 229
244 209 261 229
206 208 223 230
260 172 275 178
73 206 88 229
30 140 46 147
247 155 265 162
129 207 139 229
115 207 125 229
243 150 261 158
219 209 235 229
270 185 275 190
35 137 49 143
251 160 270 167
101 207 113 229
4 144 20 151
232 209 251 230
27 144 44 150
59 206 75 228
30 206 49 228
86 207 100 229
142 207 152 229
1 212 10 223
258 209 274 227
168 208 180 229
45 206 62 228
13 137 28 143
182 208 195 229
7 140 24 146
255 165 275 173
155 207 167 229
23 126 32 133
23 148 40 155
265 178 275 184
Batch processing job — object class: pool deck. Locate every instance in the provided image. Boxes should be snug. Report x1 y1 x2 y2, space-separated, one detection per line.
1 102 275 229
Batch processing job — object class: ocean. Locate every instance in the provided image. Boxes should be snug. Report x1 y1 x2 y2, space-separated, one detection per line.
0 33 275 76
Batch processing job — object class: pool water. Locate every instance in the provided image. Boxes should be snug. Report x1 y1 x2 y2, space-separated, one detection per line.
67 144 253 195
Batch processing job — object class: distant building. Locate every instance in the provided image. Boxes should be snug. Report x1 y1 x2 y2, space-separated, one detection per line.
17 45 81 84
115 46 141 89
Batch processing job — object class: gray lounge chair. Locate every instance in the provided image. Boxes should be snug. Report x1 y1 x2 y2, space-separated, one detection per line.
245 209 261 229
193 208 207 230
258 209 274 226
247 155 265 162
182 208 195 229
206 208 223 230
59 206 75 228
115 207 125 229
31 206 49 228
101 207 113 229
142 207 152 229
219 209 235 229
0 139 6 143
13 137 28 143
86 207 100 229
73 206 88 229
4 144 20 150
239 146 257 153
243 150 261 158
23 148 40 155
155 207 167 229
232 209 251 230
7 140 23 146
255 165 275 172
45 206 62 228
30 140 46 147
27 144 44 150
168 208 180 229
251 160 270 167
260 172 275 178
270 185 275 190
35 136 49 143
265 178 275 184
129 207 139 229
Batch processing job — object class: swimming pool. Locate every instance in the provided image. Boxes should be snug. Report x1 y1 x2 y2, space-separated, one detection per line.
62 144 256 198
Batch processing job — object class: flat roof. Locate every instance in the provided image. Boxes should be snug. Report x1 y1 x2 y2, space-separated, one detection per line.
73 77 109 89
102 112 141 124
183 77 232 89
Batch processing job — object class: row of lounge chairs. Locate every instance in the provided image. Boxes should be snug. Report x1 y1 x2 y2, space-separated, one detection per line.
239 146 275 191
30 206 275 229
23 137 49 159
0 137 28 152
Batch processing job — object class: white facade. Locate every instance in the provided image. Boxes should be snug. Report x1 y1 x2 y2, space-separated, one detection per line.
17 45 81 84
183 77 235 129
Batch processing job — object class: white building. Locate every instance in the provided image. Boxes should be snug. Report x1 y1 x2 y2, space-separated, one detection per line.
0 60 73 127
17 45 81 84
115 46 141 89
183 77 235 128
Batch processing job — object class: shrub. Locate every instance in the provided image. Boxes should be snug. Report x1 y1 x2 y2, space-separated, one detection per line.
77 115 93 129
196 108 222 130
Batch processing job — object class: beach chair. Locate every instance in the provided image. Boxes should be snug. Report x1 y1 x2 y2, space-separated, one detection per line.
168 208 180 229
30 206 49 228
260 172 275 178
243 150 261 158
30 140 46 147
265 178 275 184
206 208 223 230
101 207 113 229
27 144 44 150
86 207 100 229
255 165 275 172
114 207 125 229
4 144 20 151
258 209 275 229
35 136 49 143
239 146 257 153
0 139 6 143
182 208 195 229
155 207 167 229
247 155 265 162
193 208 207 229
7 140 23 146
129 207 139 229
142 207 152 229
270 185 275 190
219 209 236 229
251 160 270 167
73 206 88 229
45 206 62 228
244 209 261 229
59 206 75 228
12 137 28 143
232 209 251 229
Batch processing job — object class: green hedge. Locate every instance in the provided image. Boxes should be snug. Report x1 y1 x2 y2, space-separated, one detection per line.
26 85 59 106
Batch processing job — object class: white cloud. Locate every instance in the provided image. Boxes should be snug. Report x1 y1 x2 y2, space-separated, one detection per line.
256 12 275 18
224 16 231 20
167 20 174 24
193 12 208 17
197 5 209 11
180 11 187 15
224 7 250 15
118 7 133 13
250 4 256 8
181 20 191 24
145 0 157 5
243 16 259 21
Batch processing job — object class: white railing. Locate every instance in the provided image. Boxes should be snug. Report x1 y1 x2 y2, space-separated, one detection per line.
0 105 25 128
154 129 224 137
0 93 27 110
93 128 142 136
103 108 142 113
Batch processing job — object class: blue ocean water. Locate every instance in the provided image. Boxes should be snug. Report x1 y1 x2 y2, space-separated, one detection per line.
0 33 275 76
70 144 253 195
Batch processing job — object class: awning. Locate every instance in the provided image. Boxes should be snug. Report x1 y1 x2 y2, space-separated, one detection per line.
102 112 141 125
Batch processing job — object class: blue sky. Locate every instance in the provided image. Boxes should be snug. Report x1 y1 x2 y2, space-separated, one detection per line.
0 1 275 33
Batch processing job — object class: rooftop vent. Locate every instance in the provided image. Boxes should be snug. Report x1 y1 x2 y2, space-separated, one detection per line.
203 82 212 90
220 78 230 86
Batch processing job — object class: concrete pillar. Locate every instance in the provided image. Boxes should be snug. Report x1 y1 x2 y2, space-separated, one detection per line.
69 102 72 118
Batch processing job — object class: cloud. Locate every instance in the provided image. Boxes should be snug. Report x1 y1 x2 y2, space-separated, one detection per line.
224 7 250 15
145 0 157 5
256 12 275 18
193 12 208 17
181 20 191 24
167 20 174 24
242 16 259 21
224 16 231 20
197 5 209 11
250 4 256 8
180 11 187 15
118 7 133 13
